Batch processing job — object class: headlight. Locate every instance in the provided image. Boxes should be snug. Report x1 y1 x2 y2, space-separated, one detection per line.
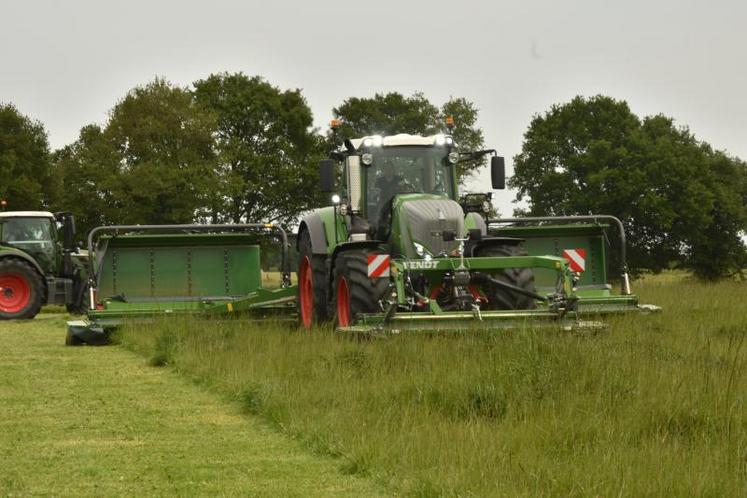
434 134 446 146
361 153 373 165
331 194 341 204
413 242 432 258
448 152 459 164
363 138 373 147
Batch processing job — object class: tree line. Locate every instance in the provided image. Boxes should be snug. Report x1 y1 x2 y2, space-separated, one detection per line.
1 74 483 232
510 96 747 280
0 74 745 279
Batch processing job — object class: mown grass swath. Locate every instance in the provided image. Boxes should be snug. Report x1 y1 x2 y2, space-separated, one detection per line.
118 274 747 497
0 315 382 497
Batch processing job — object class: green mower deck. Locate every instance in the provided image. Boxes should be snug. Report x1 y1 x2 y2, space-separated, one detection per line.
66 220 659 344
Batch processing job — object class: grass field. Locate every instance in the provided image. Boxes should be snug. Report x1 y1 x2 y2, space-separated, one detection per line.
0 315 382 497
115 274 747 497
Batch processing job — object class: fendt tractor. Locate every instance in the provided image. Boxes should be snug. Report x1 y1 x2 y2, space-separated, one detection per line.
296 123 657 332
0 208 87 319
65 123 658 344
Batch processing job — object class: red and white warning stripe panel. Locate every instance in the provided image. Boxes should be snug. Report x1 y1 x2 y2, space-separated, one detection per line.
367 254 391 278
561 248 586 272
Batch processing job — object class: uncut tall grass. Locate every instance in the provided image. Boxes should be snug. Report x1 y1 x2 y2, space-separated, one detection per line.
120 275 747 497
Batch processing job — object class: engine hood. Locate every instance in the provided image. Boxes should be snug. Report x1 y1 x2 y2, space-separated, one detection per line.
393 194 464 258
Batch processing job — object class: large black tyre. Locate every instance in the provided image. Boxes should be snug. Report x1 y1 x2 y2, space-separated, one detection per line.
0 259 45 320
297 230 329 327
332 250 390 327
474 243 537 310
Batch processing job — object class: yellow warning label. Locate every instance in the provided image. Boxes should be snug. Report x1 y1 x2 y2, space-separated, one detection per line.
227 302 234 312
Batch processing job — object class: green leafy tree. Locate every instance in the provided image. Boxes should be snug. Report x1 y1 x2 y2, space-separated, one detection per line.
193 73 324 225
50 124 124 236
52 79 217 235
0 104 52 210
511 95 747 279
107 78 217 225
331 92 485 179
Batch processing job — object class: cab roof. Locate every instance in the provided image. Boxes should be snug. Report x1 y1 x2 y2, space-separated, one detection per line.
349 133 451 149
0 211 55 219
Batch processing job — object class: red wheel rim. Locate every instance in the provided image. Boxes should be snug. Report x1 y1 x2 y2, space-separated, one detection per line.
299 256 314 328
336 276 351 327
0 273 31 313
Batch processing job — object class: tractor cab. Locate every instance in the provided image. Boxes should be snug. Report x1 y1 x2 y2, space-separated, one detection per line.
0 212 58 273
0 210 86 319
351 135 458 229
320 133 504 259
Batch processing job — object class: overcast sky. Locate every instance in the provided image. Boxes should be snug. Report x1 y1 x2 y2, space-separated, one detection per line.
2 0 745 215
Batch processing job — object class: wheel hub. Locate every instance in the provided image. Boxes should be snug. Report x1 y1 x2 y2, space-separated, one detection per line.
0 273 31 313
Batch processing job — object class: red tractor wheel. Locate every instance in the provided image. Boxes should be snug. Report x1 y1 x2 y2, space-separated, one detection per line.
335 276 352 327
299 255 314 327
473 243 537 310
296 231 329 327
332 250 389 328
0 259 44 320
0 273 30 312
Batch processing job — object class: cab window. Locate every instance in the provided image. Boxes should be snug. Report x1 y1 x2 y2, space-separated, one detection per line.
365 146 454 223
1 218 54 243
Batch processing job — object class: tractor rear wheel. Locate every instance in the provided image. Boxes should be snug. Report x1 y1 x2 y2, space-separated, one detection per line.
297 230 329 327
0 259 45 320
474 243 537 310
333 250 390 327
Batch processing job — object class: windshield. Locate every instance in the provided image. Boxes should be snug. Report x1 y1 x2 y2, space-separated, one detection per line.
365 146 455 222
0 217 56 272
1 218 54 243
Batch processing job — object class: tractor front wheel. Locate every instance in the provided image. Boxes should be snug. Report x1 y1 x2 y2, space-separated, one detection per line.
474 243 537 310
333 250 389 327
297 230 329 328
0 259 45 320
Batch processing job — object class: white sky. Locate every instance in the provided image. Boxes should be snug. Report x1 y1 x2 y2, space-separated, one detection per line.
2 0 745 216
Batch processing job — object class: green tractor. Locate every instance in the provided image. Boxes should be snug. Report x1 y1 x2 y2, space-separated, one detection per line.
297 131 655 332
0 210 87 319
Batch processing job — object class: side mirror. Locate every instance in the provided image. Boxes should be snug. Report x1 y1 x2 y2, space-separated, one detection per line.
491 156 506 190
63 216 76 250
319 159 335 192
55 212 77 250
